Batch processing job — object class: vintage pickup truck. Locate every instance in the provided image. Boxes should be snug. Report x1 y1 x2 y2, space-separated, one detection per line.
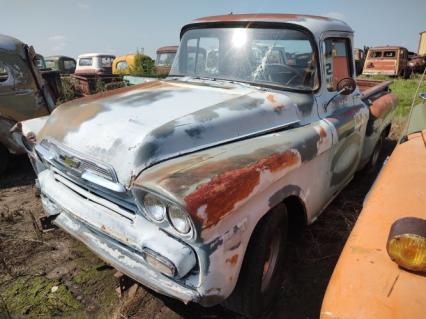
0 34 57 174
20 14 397 317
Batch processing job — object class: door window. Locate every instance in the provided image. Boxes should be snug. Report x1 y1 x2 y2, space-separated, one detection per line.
79 58 93 66
323 38 352 91
0 63 9 83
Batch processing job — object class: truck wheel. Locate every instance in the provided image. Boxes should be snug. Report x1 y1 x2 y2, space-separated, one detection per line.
367 133 384 171
223 203 288 318
403 68 411 79
0 144 9 175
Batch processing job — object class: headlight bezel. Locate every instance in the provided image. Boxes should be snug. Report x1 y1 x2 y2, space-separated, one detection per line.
387 217 426 272
133 188 196 240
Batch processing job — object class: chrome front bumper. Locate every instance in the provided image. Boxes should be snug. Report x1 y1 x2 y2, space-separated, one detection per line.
38 169 200 304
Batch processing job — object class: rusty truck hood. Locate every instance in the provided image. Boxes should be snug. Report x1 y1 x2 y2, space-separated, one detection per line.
38 79 302 186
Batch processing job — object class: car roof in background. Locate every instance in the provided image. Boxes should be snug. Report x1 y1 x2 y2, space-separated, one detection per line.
78 53 116 59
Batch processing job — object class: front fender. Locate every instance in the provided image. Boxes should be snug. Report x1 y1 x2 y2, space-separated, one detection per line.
134 122 330 301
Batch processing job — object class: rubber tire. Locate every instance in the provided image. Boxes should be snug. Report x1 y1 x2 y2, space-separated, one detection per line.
366 133 384 172
403 67 411 80
223 203 288 318
0 144 9 175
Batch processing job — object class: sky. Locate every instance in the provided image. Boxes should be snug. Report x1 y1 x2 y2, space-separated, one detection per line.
2 0 425 59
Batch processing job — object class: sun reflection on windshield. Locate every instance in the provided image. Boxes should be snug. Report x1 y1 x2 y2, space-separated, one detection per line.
232 29 247 48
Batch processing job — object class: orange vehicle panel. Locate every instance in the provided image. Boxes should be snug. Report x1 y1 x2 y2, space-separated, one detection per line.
321 130 426 319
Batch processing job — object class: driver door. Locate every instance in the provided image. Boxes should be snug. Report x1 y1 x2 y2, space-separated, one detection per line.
318 35 369 193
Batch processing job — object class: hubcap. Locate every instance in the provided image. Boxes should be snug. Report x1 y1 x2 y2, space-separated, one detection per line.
261 230 281 293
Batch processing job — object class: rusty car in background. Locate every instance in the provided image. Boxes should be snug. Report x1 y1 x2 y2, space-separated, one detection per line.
72 53 121 95
20 14 397 318
363 46 410 78
0 34 57 174
155 45 177 76
45 55 76 75
354 48 365 76
321 92 426 319
408 52 426 74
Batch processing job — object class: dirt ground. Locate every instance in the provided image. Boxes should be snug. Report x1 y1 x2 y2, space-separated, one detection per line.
0 126 401 319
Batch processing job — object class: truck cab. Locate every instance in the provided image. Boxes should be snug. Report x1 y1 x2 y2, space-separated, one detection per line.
23 14 396 318
45 55 77 75
155 46 178 76
0 34 57 174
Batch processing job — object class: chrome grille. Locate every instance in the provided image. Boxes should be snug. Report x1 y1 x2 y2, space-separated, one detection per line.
40 139 117 183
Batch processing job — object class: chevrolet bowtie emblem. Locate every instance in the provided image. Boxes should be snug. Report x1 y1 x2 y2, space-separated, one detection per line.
59 154 81 169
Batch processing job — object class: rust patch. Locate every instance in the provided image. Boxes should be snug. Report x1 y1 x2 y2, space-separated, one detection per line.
38 101 103 142
194 13 330 23
60 80 168 107
266 94 285 112
318 126 327 144
226 254 239 266
370 93 398 118
184 150 299 229
38 80 173 142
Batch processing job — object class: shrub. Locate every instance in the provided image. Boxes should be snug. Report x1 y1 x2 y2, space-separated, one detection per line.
129 50 155 76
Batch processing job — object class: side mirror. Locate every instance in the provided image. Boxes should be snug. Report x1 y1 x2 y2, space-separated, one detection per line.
324 77 357 112
419 92 426 100
336 78 356 96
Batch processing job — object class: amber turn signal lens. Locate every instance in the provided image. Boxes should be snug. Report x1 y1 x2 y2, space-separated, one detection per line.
387 217 426 272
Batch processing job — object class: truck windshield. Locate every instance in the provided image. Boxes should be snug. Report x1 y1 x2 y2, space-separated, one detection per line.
156 53 176 66
170 27 318 90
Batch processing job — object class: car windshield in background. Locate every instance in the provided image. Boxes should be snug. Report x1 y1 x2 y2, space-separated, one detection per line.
100 56 114 67
79 58 93 66
170 27 318 90
383 51 396 58
157 53 176 66
45 60 56 69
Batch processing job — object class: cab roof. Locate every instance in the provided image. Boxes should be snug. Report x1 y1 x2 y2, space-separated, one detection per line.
0 34 26 56
184 13 353 38
156 46 178 54
45 55 76 61
78 53 116 58
369 46 407 51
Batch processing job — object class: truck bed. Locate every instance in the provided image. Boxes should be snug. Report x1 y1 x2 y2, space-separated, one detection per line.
356 79 393 99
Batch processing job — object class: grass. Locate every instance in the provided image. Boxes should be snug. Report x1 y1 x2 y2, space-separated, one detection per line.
0 275 81 317
358 74 426 117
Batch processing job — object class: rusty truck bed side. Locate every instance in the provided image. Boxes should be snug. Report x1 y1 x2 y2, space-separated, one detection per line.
356 79 392 98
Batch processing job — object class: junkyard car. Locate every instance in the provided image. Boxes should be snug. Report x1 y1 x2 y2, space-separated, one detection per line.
408 53 426 74
155 46 177 76
321 93 426 319
45 55 77 75
72 53 119 95
74 53 115 76
112 53 154 75
22 14 397 317
354 48 365 76
0 34 57 174
363 46 410 78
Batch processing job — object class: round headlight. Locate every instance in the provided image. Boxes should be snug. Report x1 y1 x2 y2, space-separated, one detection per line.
168 205 192 234
144 193 166 222
387 217 426 272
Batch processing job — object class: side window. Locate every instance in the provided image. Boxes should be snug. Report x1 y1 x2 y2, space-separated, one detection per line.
116 61 128 70
323 38 352 91
79 58 93 66
0 62 9 83
64 59 76 70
